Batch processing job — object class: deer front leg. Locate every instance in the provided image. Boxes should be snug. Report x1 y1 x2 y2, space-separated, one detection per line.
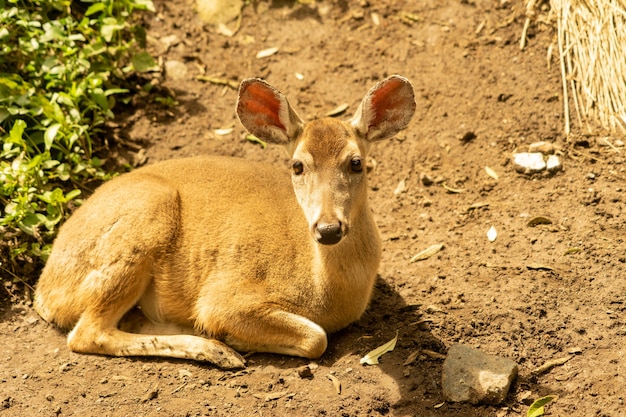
220 309 328 359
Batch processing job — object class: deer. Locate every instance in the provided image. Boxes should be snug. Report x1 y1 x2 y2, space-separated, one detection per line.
34 75 416 369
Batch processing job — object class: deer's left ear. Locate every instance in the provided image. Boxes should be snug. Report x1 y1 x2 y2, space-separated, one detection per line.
351 75 416 142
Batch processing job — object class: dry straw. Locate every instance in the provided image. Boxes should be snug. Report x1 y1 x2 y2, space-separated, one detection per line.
546 0 626 134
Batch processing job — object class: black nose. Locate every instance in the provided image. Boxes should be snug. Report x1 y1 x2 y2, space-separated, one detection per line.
315 222 343 245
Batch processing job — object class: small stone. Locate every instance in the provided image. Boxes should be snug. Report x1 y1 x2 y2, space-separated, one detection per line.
178 369 193 379
545 154 562 172
141 385 159 403
296 365 314 379
2 397 14 409
425 305 443 314
442 344 518 405
26 317 39 325
512 152 546 174
59 362 75 372
420 173 434 186
164 60 188 82
528 141 555 154
159 34 180 53
459 131 477 143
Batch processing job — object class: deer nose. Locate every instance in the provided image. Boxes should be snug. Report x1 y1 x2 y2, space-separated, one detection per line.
315 222 343 245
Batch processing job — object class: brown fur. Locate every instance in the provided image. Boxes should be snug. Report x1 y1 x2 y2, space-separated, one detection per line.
34 75 416 368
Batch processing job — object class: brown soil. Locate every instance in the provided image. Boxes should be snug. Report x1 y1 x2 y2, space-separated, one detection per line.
2 0 625 416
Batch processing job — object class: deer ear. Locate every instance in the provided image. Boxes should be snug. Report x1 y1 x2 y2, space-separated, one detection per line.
351 75 416 142
237 79 304 145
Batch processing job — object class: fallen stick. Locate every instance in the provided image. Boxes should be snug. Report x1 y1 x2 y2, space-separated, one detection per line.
532 355 573 375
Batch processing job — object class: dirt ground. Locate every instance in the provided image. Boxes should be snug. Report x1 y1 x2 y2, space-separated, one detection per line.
2 0 625 416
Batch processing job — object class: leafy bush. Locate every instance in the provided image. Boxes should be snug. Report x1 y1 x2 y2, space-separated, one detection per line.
0 0 156 291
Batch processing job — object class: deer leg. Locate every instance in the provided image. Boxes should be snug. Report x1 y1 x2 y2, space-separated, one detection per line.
65 259 244 369
220 308 328 359
69 314 245 368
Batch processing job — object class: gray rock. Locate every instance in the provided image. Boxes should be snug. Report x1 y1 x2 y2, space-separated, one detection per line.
513 152 546 174
164 60 188 82
546 154 562 172
442 344 518 405
513 151 562 175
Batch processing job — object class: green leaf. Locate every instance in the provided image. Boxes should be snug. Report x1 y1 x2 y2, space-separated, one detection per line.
19 213 45 236
101 22 124 42
133 24 147 48
133 0 156 12
38 188 64 204
527 395 557 417
65 189 81 201
85 2 107 16
0 107 10 123
90 157 103 167
245 134 267 149
55 163 70 181
131 51 157 72
40 22 64 42
44 123 61 151
104 88 129 96
8 119 26 145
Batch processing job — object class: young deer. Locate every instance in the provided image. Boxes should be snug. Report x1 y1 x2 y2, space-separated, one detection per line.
34 75 416 369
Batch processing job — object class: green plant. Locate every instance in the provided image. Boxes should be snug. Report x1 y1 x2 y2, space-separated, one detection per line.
0 0 156 290
527 395 557 417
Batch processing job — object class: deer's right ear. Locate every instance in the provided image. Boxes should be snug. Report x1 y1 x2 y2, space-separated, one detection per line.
237 79 304 145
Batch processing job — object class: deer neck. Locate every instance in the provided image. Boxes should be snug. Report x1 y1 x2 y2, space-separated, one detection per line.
313 200 381 282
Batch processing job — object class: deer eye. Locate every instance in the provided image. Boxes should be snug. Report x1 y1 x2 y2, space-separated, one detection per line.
350 158 363 173
292 160 304 176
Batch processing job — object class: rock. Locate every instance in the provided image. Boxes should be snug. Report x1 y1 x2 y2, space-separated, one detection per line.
420 173 434 186
164 60 188 82
178 369 193 379
141 385 159 403
160 34 180 48
2 396 14 409
296 365 314 379
513 146 562 175
195 0 243 25
442 344 518 405
459 131 477 143
512 152 546 174
528 141 555 154
546 154 562 172
25 316 39 325
158 34 181 54
59 362 76 372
